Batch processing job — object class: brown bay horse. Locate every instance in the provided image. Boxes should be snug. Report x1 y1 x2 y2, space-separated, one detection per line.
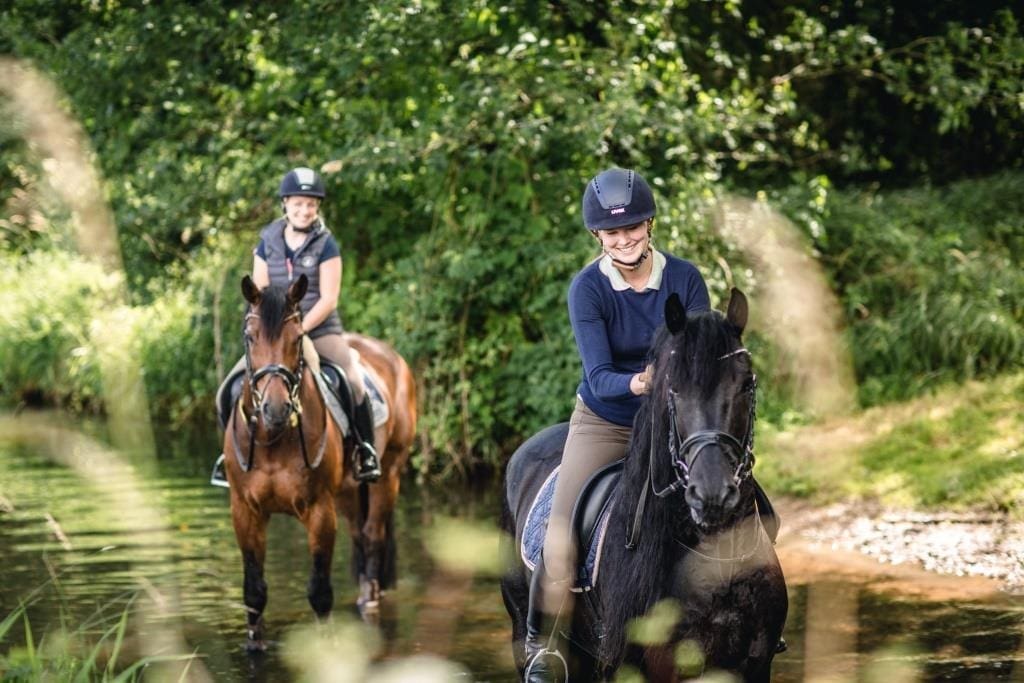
223 274 416 650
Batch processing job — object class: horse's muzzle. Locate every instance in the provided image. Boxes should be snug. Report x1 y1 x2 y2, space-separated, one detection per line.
685 479 740 529
261 399 294 433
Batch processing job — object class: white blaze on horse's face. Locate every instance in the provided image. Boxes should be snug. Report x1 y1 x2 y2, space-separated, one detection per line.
283 195 321 230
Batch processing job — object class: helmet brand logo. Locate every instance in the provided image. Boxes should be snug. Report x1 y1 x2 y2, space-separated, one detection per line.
610 207 625 214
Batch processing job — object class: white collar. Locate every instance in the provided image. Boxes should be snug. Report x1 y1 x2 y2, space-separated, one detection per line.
599 249 666 292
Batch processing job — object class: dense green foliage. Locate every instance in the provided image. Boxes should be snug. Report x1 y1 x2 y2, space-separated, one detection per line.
792 173 1024 405
1 1 1021 476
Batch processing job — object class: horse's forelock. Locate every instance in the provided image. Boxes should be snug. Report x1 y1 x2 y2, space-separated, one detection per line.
650 310 736 398
257 284 292 341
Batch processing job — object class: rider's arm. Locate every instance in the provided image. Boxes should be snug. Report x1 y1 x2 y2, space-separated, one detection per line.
569 275 639 400
301 256 341 334
252 253 270 288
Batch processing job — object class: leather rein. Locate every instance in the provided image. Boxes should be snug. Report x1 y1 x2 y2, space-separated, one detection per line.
229 309 328 472
626 347 757 550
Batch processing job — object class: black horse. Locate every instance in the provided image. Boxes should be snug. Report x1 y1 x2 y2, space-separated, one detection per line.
501 289 788 682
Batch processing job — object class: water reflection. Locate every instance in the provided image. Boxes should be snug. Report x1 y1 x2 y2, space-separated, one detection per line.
1 413 1023 681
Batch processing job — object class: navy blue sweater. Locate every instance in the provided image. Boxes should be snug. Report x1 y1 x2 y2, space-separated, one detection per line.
568 251 710 426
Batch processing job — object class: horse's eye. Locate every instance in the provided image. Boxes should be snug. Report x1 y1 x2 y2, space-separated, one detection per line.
741 377 756 394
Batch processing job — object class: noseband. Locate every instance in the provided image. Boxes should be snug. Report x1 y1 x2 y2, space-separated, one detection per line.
626 346 758 549
229 308 327 472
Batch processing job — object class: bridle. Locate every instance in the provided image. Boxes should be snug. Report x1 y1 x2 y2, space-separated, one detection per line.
243 311 305 423
656 348 757 495
228 307 328 472
626 346 758 549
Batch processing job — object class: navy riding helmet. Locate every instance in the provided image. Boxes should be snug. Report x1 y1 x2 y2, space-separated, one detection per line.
582 168 656 231
279 167 326 199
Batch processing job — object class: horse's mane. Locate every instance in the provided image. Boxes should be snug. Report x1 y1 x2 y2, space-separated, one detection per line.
255 283 292 341
599 308 741 664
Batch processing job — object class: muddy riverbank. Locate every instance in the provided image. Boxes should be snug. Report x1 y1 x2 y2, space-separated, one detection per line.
776 497 1024 600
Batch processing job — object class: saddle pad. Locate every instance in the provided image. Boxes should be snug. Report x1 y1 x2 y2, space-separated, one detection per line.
314 371 351 437
360 364 389 428
521 467 612 592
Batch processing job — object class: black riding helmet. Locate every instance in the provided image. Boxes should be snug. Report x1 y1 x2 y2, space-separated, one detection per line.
279 167 326 199
582 168 656 231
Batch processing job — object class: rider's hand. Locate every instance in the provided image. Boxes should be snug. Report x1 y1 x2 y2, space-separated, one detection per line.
630 365 653 395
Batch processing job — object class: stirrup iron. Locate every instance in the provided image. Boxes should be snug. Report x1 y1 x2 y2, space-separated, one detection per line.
210 453 230 488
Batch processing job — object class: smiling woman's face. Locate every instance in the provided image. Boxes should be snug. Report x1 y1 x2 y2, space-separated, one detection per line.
595 220 651 265
283 195 321 230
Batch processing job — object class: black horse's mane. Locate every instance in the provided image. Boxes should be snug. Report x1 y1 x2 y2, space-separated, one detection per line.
599 308 745 664
254 283 293 341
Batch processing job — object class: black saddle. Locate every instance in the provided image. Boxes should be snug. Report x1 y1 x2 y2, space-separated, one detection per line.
569 459 623 586
319 361 355 416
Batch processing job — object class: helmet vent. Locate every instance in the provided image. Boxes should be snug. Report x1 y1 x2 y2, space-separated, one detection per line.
294 167 317 188
591 169 634 210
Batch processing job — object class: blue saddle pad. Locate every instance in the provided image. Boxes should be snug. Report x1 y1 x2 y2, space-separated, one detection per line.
521 467 612 592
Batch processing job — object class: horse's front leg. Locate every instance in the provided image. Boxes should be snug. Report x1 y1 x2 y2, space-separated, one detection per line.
231 498 270 651
304 497 338 619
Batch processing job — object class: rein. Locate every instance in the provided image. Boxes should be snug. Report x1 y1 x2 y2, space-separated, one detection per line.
673 501 767 564
625 347 758 550
230 309 329 472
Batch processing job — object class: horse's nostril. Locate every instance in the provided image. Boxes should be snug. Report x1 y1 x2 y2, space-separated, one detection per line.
684 484 704 511
724 484 740 510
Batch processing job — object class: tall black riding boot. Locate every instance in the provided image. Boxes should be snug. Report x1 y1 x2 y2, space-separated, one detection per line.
352 395 382 482
523 555 568 683
211 373 243 488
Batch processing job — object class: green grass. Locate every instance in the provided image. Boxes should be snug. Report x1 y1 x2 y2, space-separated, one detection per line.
757 372 1024 514
0 595 196 682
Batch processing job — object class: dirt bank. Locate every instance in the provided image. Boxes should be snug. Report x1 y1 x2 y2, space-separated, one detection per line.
774 498 1024 601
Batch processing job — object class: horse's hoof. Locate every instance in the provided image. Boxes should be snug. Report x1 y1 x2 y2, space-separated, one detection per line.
357 592 380 618
357 577 381 613
244 639 268 653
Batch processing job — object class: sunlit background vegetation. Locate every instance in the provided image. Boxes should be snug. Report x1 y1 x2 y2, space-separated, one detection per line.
2 1 1020 476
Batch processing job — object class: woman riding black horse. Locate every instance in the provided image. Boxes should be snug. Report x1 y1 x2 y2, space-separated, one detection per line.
502 289 788 681
508 168 781 681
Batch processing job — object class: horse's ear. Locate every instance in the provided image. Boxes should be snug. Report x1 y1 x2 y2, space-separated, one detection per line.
665 292 687 335
726 287 748 336
241 275 261 305
288 274 308 305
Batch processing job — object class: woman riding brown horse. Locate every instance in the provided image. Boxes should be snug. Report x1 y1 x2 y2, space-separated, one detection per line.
223 274 417 650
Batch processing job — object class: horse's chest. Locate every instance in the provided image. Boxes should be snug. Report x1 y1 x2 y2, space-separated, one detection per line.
243 466 328 514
